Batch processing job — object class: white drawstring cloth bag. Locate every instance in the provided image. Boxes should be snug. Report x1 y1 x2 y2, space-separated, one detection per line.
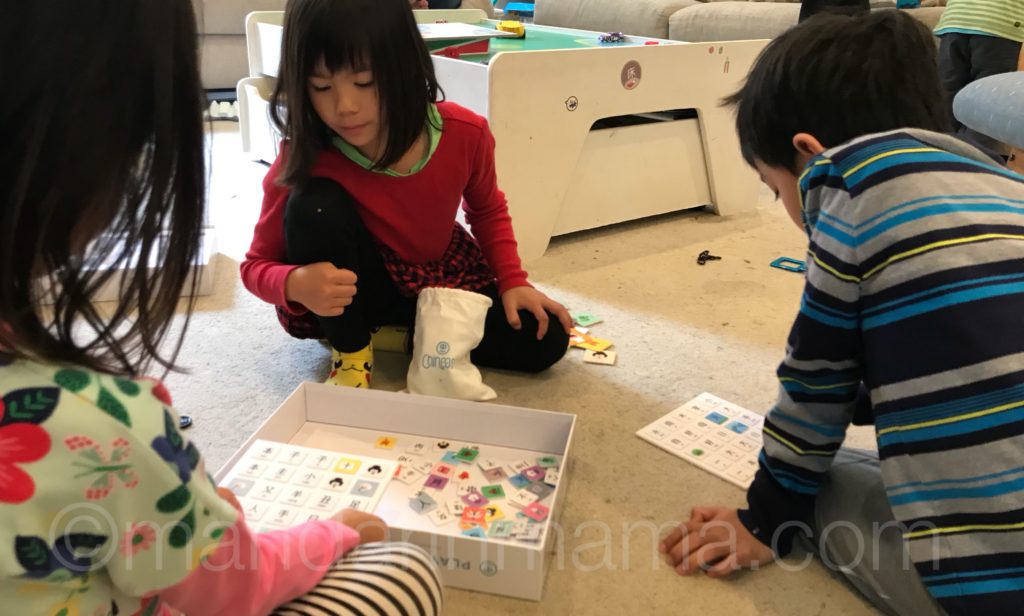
406 287 497 401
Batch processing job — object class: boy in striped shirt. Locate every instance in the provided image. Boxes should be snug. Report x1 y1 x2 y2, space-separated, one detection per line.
660 11 1024 616
937 0 1024 147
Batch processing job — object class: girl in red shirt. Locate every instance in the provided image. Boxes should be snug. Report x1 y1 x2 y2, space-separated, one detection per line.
241 0 572 387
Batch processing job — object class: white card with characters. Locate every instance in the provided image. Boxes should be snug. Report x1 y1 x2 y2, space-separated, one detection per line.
636 393 765 488
221 439 397 530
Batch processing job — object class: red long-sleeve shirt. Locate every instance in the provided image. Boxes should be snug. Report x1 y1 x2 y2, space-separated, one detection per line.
240 102 529 312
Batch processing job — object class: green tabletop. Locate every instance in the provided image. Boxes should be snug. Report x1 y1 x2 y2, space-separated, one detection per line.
440 22 656 64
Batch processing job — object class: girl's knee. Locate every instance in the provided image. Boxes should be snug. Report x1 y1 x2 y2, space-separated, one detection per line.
286 177 359 222
535 321 570 371
517 314 569 373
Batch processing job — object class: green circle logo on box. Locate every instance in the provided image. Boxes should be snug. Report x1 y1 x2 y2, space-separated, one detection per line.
436 341 450 355
621 60 641 91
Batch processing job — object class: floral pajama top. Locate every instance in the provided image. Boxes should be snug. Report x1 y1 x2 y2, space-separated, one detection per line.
0 356 237 616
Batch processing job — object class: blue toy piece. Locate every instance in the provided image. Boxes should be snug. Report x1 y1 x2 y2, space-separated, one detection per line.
503 1 535 17
770 257 807 273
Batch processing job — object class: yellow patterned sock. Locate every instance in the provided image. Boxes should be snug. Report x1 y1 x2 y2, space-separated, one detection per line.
370 325 410 353
325 343 374 388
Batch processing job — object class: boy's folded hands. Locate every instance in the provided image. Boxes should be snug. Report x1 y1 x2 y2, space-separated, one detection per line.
659 506 775 578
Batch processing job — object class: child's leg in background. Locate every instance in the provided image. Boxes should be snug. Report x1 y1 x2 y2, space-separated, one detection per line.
272 542 444 616
469 284 569 373
939 33 1022 150
284 178 415 353
807 449 944 616
938 34 974 132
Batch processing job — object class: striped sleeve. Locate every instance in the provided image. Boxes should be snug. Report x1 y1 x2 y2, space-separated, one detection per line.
738 167 864 551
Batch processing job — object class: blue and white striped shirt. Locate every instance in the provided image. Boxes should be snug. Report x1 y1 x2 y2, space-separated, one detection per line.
739 129 1024 615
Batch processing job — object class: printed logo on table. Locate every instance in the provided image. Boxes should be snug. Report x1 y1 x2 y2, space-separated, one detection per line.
621 60 641 90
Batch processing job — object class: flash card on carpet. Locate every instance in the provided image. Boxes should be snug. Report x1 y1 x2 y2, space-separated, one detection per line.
570 331 612 352
571 312 602 327
569 328 594 346
583 350 616 365
636 393 764 488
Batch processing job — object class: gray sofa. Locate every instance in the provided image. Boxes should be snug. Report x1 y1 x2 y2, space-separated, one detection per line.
535 0 945 42
196 0 945 89
195 0 287 89
195 0 496 90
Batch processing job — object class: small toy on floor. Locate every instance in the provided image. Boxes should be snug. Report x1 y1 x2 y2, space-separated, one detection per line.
696 249 722 265
770 256 807 273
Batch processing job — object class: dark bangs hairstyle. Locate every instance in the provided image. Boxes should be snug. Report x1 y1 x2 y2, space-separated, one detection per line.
271 0 443 185
0 0 206 375
723 10 952 174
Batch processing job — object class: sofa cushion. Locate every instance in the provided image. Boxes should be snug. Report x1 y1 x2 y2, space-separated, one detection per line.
953 72 1024 150
536 0 702 38
902 6 945 28
670 2 799 41
670 4 945 42
199 0 287 36
200 34 249 89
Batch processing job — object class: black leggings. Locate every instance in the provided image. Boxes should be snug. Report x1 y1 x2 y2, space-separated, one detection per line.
284 178 568 374
939 32 1022 144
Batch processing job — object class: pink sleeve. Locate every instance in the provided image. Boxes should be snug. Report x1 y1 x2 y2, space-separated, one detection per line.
461 119 531 294
239 155 306 313
158 513 361 616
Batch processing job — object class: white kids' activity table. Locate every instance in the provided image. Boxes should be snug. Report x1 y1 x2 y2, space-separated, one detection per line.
239 9 767 260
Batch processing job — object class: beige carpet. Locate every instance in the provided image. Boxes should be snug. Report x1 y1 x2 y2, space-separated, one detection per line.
162 123 878 615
